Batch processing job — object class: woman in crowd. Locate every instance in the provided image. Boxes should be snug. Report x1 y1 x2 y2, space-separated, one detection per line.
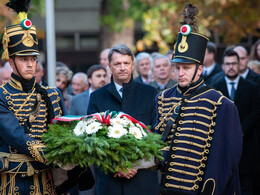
56 65 73 111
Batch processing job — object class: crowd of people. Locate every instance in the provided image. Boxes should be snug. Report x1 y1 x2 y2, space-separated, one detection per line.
0 2 260 195
0 34 260 195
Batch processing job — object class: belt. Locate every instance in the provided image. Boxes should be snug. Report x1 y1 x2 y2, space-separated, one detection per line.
0 152 35 162
0 152 36 176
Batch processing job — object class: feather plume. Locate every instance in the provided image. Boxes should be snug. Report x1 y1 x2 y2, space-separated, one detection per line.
179 3 199 33
5 0 31 14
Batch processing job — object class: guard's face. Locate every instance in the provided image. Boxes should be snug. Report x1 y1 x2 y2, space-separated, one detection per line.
174 63 202 88
109 53 134 85
9 56 37 80
152 58 171 81
137 58 151 77
222 56 239 80
88 69 107 91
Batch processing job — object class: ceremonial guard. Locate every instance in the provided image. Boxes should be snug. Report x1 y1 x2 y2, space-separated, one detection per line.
154 4 243 195
0 1 67 194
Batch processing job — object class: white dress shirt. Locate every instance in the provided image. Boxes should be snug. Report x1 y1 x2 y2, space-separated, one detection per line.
240 68 249 79
114 81 123 97
224 76 240 98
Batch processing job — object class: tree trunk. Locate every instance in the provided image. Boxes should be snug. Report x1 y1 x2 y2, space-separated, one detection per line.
99 0 134 50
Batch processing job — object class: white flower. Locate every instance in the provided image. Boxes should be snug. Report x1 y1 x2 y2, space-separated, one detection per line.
74 121 88 136
85 121 102 135
110 118 129 127
129 126 143 139
107 125 127 138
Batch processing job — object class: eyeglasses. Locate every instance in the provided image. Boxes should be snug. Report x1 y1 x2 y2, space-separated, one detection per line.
223 62 238 66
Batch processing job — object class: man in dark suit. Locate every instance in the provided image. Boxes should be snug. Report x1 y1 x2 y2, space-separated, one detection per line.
87 44 159 195
135 52 152 84
202 42 223 85
213 49 260 195
70 65 106 115
234 46 260 86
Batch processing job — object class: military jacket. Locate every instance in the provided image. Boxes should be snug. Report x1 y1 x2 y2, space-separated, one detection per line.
0 77 67 174
154 80 243 195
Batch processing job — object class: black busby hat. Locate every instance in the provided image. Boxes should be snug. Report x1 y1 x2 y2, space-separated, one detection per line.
2 0 39 61
172 4 209 64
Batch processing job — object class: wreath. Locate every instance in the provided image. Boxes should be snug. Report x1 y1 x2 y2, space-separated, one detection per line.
42 111 166 173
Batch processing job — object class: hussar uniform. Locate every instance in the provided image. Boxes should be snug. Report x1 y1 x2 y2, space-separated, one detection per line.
0 78 67 194
0 0 67 194
154 4 242 195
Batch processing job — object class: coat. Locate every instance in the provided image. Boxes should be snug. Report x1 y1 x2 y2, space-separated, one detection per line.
213 76 260 173
134 75 144 84
149 79 177 93
87 76 159 195
246 68 260 86
202 63 223 86
70 89 90 115
0 76 67 194
154 78 243 195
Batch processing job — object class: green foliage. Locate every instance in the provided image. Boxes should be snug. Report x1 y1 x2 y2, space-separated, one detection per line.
100 0 148 32
42 121 166 173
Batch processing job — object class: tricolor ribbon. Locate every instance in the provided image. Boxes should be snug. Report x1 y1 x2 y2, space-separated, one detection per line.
51 111 152 133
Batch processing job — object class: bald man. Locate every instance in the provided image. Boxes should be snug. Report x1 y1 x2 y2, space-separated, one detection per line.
99 48 110 68
234 46 260 85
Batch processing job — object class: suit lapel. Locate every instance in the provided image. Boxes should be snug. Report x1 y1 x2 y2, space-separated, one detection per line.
108 82 122 102
220 78 229 98
234 77 245 102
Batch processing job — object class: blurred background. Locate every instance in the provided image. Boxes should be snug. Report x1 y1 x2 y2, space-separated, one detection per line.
0 0 260 74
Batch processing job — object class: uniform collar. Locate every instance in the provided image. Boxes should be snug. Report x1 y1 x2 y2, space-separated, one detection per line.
177 77 204 96
9 73 36 92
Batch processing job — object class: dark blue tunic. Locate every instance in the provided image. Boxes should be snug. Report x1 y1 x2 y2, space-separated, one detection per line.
154 79 243 195
0 76 67 194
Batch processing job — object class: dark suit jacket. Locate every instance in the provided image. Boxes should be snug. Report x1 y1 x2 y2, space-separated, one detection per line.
203 63 223 86
213 76 260 173
70 89 90 115
87 76 159 195
134 75 144 83
246 68 260 86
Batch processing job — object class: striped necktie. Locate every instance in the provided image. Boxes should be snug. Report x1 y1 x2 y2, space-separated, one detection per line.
119 87 123 98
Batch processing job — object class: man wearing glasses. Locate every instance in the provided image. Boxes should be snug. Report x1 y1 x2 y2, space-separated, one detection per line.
213 49 260 195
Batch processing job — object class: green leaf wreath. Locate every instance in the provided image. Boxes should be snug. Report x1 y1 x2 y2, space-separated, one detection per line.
42 111 166 173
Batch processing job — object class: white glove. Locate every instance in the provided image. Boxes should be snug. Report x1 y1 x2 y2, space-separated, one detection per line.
133 157 156 169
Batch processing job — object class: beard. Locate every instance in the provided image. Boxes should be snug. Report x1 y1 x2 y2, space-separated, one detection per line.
226 73 239 80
